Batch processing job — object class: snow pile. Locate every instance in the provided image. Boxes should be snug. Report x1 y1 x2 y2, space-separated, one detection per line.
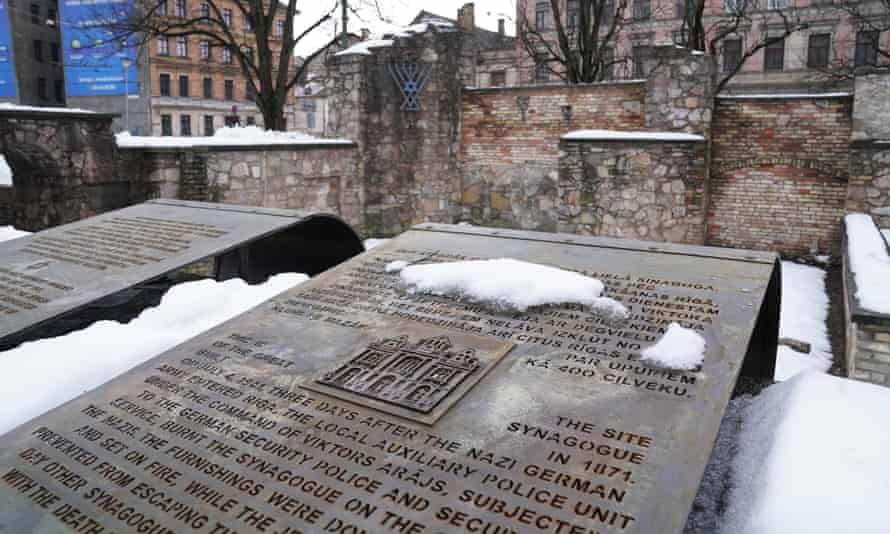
0 102 97 114
845 213 890 314
116 126 353 148
0 273 307 435
640 322 705 371
0 226 29 242
722 371 890 534
775 261 833 380
883 228 889 243
335 20 454 56
561 129 705 143
396 258 628 316
385 260 409 273
717 92 851 100
363 238 389 250
0 154 11 186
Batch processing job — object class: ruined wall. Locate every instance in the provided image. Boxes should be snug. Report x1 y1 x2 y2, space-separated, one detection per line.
0 111 132 231
559 139 707 243
708 96 852 256
0 186 12 226
118 144 361 230
326 29 468 236
459 82 645 230
847 74 890 228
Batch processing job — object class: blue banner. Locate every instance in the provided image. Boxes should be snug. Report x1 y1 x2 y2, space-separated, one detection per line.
0 0 17 98
60 0 137 96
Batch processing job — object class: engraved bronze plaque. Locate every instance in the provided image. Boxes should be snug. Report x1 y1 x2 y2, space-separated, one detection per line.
0 224 780 534
0 199 361 349
305 327 514 424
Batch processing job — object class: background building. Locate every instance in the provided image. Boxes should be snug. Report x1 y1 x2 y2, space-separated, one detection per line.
0 0 66 106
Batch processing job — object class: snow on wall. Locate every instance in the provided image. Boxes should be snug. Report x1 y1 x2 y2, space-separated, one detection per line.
775 261 833 380
845 213 890 314
0 155 11 186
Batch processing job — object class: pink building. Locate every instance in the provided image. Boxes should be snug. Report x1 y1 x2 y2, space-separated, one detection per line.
515 0 885 92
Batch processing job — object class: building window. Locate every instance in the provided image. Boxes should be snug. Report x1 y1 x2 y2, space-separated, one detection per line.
200 1 209 17
203 77 212 98
767 0 787 8
225 115 238 127
855 30 879 67
159 73 171 96
54 79 63 102
275 19 285 36
222 8 232 27
243 46 254 64
673 29 689 46
30 3 40 24
535 2 549 30
203 115 214 136
723 38 742 72
200 39 210 60
47 6 56 23
306 112 315 129
33 40 43 62
246 116 255 126
50 42 60 62
157 0 168 15
490 70 506 86
807 33 830 68
724 0 745 14
174 0 186 17
161 114 172 136
157 36 169 55
567 0 580 30
222 46 232 64
603 0 615 24
764 38 785 71
633 0 651 20
245 82 255 101
37 77 47 100
180 114 192 136
179 75 189 96
633 45 651 78
676 0 686 19
243 15 251 32
176 36 188 57
534 54 549 82
224 79 234 100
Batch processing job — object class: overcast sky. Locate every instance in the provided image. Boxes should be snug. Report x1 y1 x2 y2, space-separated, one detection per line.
294 0 517 56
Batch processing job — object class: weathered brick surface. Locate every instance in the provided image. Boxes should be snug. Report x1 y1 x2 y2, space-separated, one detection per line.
850 323 890 387
559 140 707 244
708 97 852 256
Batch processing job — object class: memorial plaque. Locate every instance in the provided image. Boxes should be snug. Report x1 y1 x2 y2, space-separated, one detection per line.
0 224 780 534
0 199 363 348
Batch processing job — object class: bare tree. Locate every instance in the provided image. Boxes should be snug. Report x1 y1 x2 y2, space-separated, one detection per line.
681 0 811 92
517 0 630 83
100 0 338 130
817 0 889 79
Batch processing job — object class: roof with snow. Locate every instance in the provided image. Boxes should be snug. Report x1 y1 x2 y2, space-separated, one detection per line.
412 9 514 51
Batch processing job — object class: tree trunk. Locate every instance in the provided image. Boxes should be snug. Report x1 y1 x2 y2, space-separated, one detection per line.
259 93 287 131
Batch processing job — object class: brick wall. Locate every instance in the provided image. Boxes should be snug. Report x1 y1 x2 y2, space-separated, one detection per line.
459 82 645 229
708 96 852 256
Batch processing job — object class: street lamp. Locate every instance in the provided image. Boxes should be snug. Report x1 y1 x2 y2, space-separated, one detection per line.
121 57 131 132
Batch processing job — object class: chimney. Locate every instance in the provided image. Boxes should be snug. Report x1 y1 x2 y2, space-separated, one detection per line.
457 3 475 32
498 18 505 36
361 28 370 41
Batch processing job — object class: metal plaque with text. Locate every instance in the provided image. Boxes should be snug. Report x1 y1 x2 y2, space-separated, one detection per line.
0 224 780 534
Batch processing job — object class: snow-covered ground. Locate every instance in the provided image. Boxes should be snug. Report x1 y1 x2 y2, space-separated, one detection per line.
116 125 353 148
0 273 306 435
721 371 890 534
363 238 389 250
845 213 890 314
0 102 97 114
775 261 833 380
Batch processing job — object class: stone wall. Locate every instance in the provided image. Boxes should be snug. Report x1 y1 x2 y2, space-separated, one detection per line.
326 29 469 236
559 139 707 243
119 144 362 229
708 95 852 256
847 74 890 228
0 110 134 231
